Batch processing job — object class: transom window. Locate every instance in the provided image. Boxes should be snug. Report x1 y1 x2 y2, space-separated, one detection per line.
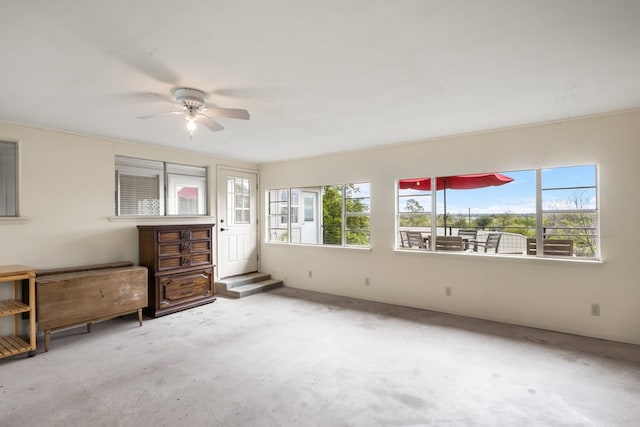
397 165 598 259
115 156 207 216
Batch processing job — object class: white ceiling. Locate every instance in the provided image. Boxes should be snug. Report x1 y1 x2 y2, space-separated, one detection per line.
1 1 639 163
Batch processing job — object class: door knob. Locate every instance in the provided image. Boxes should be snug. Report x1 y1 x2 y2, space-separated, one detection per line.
220 227 227 232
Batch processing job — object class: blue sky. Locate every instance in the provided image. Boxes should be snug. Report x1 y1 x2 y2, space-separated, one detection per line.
400 165 597 215
441 170 535 215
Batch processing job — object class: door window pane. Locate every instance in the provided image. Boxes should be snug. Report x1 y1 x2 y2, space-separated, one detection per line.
229 177 250 225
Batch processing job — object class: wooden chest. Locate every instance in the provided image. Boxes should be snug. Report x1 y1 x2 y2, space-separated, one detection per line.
138 224 216 317
36 263 148 351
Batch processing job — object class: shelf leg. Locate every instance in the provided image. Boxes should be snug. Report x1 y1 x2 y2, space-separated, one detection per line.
138 308 143 326
28 275 36 352
14 280 20 336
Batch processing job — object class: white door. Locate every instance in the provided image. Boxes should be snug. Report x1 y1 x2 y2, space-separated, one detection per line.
301 191 319 244
217 168 258 278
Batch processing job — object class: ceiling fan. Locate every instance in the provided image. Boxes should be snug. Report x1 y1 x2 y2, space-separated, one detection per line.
137 87 250 136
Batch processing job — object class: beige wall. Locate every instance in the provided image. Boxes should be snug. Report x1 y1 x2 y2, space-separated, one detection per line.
2 111 638 344
0 123 256 334
259 109 640 345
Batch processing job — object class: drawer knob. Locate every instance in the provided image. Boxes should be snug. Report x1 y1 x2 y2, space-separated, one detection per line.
181 243 191 253
181 231 192 240
181 257 191 267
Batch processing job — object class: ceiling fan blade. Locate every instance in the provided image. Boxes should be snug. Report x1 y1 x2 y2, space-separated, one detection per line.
127 92 176 104
211 87 263 99
198 114 224 132
109 49 180 85
203 104 250 120
137 110 184 119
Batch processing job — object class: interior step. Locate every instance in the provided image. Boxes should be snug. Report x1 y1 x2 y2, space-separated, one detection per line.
216 273 283 298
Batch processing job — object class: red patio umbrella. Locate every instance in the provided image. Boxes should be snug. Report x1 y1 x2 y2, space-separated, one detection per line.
399 173 514 234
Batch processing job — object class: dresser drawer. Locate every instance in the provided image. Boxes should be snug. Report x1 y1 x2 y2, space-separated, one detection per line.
159 269 213 307
158 228 212 243
158 240 211 257
158 253 212 271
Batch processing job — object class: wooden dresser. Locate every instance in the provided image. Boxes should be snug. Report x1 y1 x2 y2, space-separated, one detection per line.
138 224 216 317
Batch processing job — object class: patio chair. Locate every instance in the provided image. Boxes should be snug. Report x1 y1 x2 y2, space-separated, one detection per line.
457 229 478 251
435 236 464 251
399 231 409 248
526 238 574 256
406 231 427 249
475 233 502 253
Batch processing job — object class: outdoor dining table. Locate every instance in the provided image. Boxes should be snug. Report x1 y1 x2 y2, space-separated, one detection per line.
422 235 473 250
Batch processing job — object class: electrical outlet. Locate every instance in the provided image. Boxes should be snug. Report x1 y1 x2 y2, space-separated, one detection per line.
365 277 370 286
591 303 600 316
445 286 452 296
308 270 312 278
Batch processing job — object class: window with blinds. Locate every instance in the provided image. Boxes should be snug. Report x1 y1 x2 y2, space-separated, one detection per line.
0 141 17 217
115 156 207 216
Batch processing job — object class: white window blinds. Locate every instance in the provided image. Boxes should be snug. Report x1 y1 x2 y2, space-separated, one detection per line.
115 157 164 216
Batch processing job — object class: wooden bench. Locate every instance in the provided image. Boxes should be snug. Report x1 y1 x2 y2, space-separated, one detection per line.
435 236 465 251
35 262 148 352
526 238 574 257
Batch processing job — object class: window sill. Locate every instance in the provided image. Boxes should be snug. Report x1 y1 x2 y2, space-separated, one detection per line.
109 215 215 223
265 241 372 252
0 217 30 225
394 248 603 264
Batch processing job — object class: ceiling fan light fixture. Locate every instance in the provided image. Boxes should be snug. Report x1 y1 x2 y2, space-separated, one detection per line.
137 87 249 137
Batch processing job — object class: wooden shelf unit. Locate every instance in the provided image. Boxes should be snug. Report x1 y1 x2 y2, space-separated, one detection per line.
0 265 37 359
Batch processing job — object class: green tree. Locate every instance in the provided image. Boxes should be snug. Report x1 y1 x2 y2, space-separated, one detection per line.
476 215 492 228
509 214 536 237
405 199 423 213
451 212 468 228
345 185 370 245
399 198 430 228
322 185 343 245
544 190 596 257
322 184 371 246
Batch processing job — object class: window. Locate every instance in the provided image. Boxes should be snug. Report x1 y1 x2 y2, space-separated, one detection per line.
0 141 17 217
540 165 597 257
115 156 207 216
228 177 251 224
345 183 371 245
267 188 289 241
397 165 598 259
268 183 371 247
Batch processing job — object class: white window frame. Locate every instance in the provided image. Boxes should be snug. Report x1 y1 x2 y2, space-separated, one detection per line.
0 141 18 217
115 156 208 217
396 164 599 260
267 183 371 248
